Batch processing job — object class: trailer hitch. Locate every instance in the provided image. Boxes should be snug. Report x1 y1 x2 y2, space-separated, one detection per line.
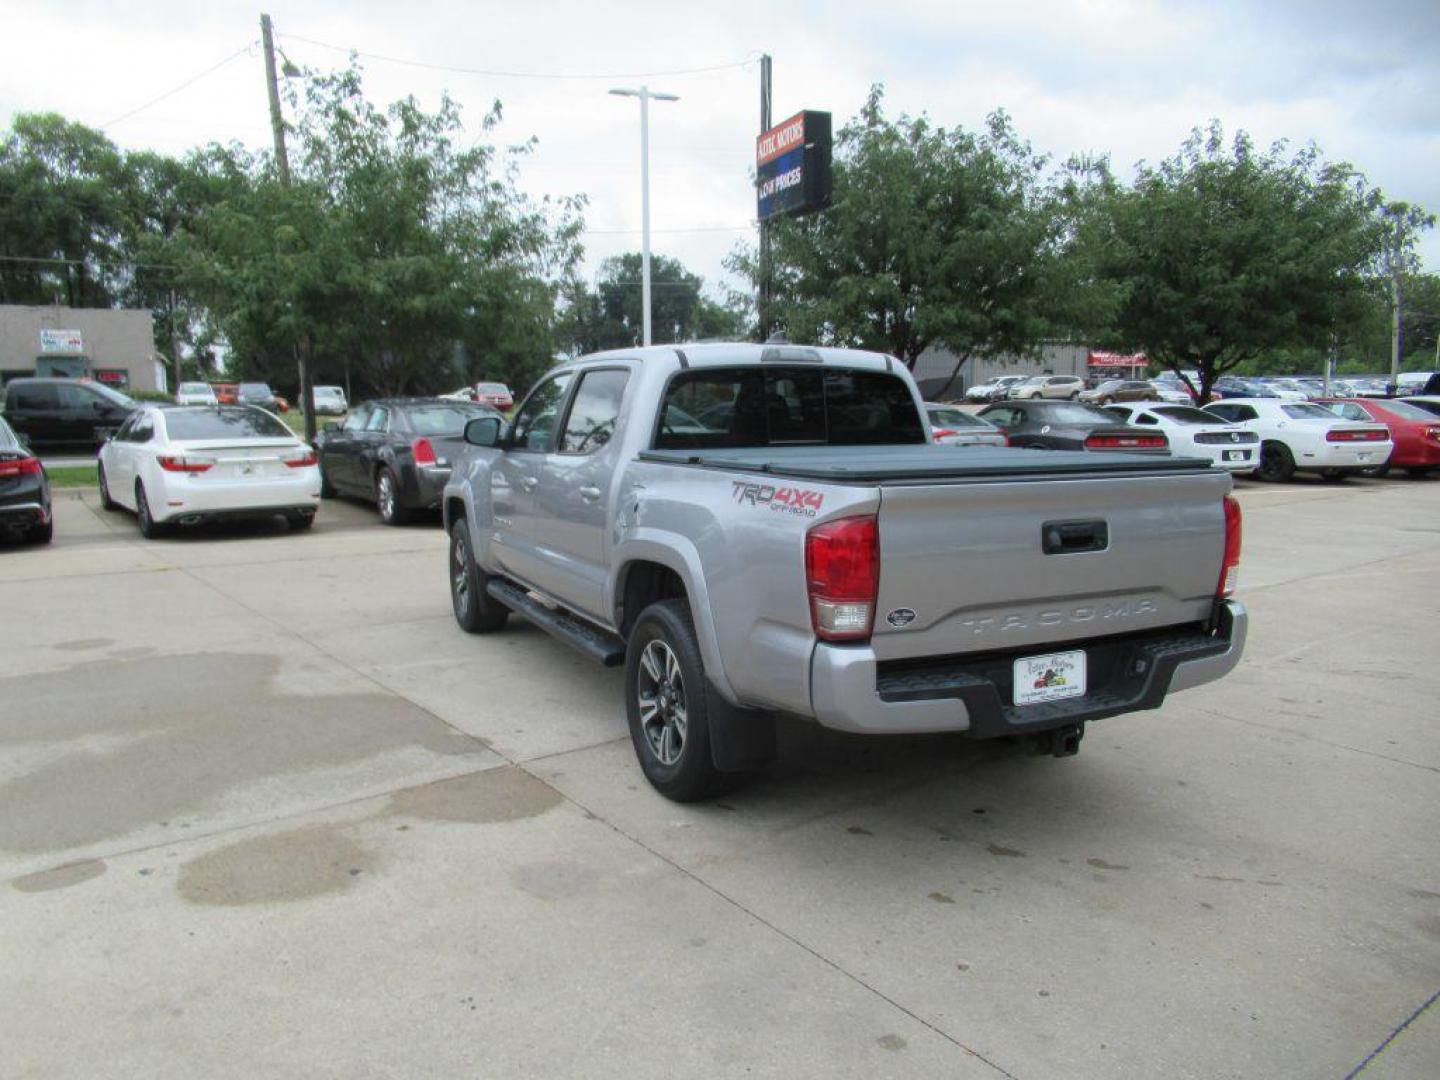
1024 722 1085 758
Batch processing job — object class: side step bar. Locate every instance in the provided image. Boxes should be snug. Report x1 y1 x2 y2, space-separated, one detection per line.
486 579 626 667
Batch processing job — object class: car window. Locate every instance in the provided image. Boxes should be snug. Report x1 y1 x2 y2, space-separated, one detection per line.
980 407 1016 427
1103 406 1132 421
10 383 58 410
405 403 497 436
1134 412 1159 425
511 373 575 451
1323 403 1369 422
1153 406 1218 425
342 405 370 432
1283 403 1334 420
56 383 100 411
128 415 155 443
113 414 139 442
654 367 924 450
560 369 630 454
1036 403 1118 424
1381 401 1436 421
163 407 291 440
365 407 390 433
1229 405 1258 422
927 407 988 428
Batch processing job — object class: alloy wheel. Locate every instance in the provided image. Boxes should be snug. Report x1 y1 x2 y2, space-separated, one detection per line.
636 639 687 766
378 473 395 520
452 531 471 617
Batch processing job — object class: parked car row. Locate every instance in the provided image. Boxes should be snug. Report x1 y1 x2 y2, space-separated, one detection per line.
0 414 52 545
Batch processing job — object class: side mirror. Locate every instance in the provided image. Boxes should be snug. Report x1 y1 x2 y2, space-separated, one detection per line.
464 416 502 447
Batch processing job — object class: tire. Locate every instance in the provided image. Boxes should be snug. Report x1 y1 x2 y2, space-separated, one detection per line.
1406 466 1435 479
449 521 509 633
625 599 726 803
1069 391 1080 400
287 510 315 531
375 467 410 525
1256 441 1296 482
27 517 53 545
134 482 165 539
318 464 335 499
1099 396 1113 406
97 463 117 510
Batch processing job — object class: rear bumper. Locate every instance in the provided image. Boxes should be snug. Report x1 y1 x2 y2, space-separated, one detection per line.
0 500 50 531
153 470 320 522
399 464 452 509
1296 443 1391 469
809 601 1247 736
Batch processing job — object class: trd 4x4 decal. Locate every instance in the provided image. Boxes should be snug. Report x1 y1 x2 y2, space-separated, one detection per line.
731 481 825 517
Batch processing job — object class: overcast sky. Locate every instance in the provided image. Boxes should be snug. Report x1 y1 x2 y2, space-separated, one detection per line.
3 0 1437 298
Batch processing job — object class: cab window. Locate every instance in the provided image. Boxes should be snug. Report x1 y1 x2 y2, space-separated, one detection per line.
510 373 574 451
559 369 629 454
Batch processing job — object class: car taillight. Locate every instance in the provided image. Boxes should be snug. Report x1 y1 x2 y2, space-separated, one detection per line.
283 448 317 468
931 428 956 439
805 515 878 642
411 437 437 466
1000 432 1010 446
1325 428 1387 442
0 455 42 478
1218 495 1242 598
1426 427 1440 443
1084 433 1169 450
156 455 213 473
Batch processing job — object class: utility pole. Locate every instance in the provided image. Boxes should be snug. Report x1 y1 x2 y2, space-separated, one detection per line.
757 54 772 342
169 287 182 397
261 12 314 440
609 86 679 346
1389 229 1403 394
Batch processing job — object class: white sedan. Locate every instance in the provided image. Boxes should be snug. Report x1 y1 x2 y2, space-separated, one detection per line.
1103 403 1259 473
98 405 320 537
175 381 218 405
1202 399 1392 482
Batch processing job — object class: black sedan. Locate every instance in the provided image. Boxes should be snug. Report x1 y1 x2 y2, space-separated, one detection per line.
315 398 502 524
977 399 1170 453
0 414 52 545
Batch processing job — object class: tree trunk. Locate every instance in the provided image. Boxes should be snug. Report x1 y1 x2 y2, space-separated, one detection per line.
933 353 970 401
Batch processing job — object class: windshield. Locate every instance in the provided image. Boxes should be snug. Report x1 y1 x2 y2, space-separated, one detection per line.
89 382 136 407
1376 401 1434 421
1153 406 1221 425
314 387 343 398
1283 403 1338 420
163 407 292 440
927 407 990 428
406 403 497 436
655 367 924 449
476 383 509 393
1031 403 1121 425
238 383 272 395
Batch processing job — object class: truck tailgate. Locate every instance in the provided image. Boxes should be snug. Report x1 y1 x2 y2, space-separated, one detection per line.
871 470 1232 660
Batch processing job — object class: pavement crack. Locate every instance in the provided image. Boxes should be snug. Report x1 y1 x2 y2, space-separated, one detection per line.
1344 986 1440 1078
1194 706 1440 774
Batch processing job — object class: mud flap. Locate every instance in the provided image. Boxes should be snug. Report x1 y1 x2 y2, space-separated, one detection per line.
706 681 777 772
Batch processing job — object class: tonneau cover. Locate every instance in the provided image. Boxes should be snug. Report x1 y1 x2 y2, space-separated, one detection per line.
639 444 1211 483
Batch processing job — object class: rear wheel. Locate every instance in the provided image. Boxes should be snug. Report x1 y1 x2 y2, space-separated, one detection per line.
625 599 726 803
376 467 410 525
449 521 509 633
287 510 315 531
1256 441 1296 482
97 463 117 510
134 482 165 539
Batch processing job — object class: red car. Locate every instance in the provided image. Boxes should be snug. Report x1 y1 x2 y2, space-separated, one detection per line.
1316 398 1440 478
472 382 514 411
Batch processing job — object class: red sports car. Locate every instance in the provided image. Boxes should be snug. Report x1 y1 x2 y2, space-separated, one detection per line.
1315 398 1440 478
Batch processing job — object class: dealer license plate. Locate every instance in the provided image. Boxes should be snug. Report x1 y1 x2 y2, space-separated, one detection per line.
1223 450 1249 461
1014 650 1087 706
1355 451 1372 462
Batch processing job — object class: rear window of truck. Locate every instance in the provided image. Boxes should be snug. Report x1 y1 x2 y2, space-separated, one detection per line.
655 367 925 449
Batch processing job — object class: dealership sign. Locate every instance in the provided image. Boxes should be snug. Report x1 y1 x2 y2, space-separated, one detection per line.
39 329 84 354
1087 350 1147 368
756 110 832 221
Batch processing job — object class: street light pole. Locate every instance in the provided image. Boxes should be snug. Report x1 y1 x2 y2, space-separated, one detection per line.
610 86 679 347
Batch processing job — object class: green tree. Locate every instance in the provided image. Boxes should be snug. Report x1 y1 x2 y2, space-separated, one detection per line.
1086 122 1392 402
733 87 1069 374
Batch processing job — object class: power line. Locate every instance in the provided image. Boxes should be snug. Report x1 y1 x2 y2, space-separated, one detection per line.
585 225 754 235
279 33 759 81
100 42 258 130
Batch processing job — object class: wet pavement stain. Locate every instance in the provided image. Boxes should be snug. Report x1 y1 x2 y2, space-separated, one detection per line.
0 652 487 854
53 638 113 651
177 823 377 906
1087 858 1130 871
928 891 956 904
846 825 874 836
1197 874 1246 883
876 1035 907 1052
11 858 106 893
384 767 562 825
986 843 1025 858
511 859 598 901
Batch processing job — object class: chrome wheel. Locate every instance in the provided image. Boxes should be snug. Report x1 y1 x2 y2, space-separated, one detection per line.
636 639 687 766
378 472 395 519
452 529 471 617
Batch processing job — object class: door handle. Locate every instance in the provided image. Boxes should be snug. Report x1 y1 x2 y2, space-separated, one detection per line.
1042 520 1108 554
579 485 601 501
520 476 539 492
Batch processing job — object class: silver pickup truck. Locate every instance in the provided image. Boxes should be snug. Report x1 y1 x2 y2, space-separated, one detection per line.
443 343 1246 801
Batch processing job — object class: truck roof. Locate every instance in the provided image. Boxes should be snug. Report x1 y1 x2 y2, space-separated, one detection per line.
568 341 898 372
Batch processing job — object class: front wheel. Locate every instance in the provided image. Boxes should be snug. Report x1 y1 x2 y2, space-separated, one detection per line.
376 467 410 525
450 521 509 633
625 600 726 803
98 463 117 510
1256 441 1296 482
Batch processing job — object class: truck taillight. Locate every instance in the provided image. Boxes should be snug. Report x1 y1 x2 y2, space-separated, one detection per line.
0 455 42 478
1218 495 1242 598
1325 428 1387 442
411 437 437 466
1084 433 1169 450
805 515 878 642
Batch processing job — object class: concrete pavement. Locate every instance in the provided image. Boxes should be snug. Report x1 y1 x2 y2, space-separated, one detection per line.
1 478 1437 1078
